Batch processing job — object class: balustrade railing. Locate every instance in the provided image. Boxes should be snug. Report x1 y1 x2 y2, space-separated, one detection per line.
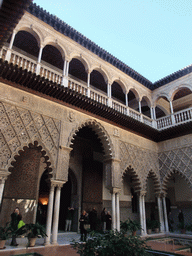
1 46 192 131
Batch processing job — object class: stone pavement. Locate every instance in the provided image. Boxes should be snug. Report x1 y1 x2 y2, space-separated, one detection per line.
0 232 81 256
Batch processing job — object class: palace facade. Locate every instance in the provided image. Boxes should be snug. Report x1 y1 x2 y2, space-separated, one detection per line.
0 2 192 245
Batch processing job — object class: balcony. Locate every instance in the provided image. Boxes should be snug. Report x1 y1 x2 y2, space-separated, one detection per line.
1 46 192 131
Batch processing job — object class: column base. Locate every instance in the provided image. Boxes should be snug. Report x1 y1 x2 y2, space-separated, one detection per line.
51 241 58 246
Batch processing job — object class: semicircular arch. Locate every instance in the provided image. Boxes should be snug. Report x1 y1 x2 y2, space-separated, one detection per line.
170 84 192 101
69 53 90 72
90 65 109 84
15 26 42 47
42 39 66 59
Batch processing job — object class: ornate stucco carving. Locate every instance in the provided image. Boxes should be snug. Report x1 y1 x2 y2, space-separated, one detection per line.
120 141 160 191
0 101 60 171
159 146 192 190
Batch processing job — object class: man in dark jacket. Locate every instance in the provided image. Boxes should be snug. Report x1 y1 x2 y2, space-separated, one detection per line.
89 207 97 230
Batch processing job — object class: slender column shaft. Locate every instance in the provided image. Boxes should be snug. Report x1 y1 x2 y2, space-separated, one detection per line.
87 72 90 87
150 107 153 119
66 61 69 77
142 196 147 235
169 101 175 124
37 46 43 63
169 101 174 114
9 30 16 49
107 83 111 98
111 192 116 230
45 185 55 245
125 94 128 107
63 59 67 76
157 196 165 232
153 107 156 119
116 193 120 231
0 179 5 206
139 101 142 113
52 185 62 244
163 197 169 232
139 195 144 235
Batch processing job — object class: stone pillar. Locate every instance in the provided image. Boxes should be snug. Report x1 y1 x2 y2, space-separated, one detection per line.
150 106 153 119
139 101 142 113
162 196 169 232
44 181 56 245
0 171 10 206
139 195 144 235
87 72 90 97
116 191 120 231
107 83 112 107
111 191 116 230
62 60 69 87
5 30 16 61
125 93 128 107
142 193 147 235
52 181 64 245
169 100 175 124
157 195 165 232
36 46 43 75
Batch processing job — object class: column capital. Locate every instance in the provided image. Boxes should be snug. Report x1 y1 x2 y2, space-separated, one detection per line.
110 187 121 194
59 145 73 152
139 190 147 197
0 170 11 182
50 179 66 188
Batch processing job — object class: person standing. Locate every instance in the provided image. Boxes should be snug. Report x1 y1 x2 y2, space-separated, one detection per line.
65 206 74 232
79 210 88 242
89 207 97 231
106 211 112 230
101 208 107 231
178 209 184 228
10 207 20 246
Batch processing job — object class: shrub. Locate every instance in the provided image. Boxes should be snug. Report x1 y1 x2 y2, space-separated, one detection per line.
72 230 150 256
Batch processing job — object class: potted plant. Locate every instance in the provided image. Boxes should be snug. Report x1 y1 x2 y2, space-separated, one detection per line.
153 220 160 233
146 219 154 234
0 222 12 249
17 222 47 247
120 218 141 236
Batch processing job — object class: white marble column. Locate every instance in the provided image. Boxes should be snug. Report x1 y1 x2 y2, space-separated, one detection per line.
87 72 90 97
153 107 156 120
52 182 64 245
139 195 144 235
111 192 116 230
169 100 175 124
116 192 120 231
107 83 112 107
36 46 43 75
157 196 165 232
62 60 69 87
150 107 153 119
163 196 169 232
142 195 147 235
44 182 55 245
5 30 16 61
139 101 142 113
0 178 5 206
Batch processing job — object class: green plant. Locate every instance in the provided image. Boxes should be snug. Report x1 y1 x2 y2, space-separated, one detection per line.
72 230 150 256
146 219 154 230
120 219 141 233
0 222 12 240
16 223 47 239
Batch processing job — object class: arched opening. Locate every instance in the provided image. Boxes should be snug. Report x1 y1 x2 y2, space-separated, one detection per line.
111 81 125 104
69 58 87 83
0 143 51 226
90 70 107 93
13 30 39 59
121 167 141 222
41 44 63 70
69 125 105 230
128 90 139 111
155 96 170 118
172 87 192 112
141 97 151 118
163 171 192 231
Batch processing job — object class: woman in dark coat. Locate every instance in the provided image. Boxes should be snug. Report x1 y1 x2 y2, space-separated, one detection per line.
79 210 88 241
10 207 20 246
106 211 112 230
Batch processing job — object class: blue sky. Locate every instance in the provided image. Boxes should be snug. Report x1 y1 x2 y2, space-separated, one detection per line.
34 0 192 83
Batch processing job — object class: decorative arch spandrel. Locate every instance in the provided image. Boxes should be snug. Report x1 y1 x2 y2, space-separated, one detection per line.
0 101 60 173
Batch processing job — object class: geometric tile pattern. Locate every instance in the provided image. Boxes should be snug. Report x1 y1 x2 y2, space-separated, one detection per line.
120 141 160 191
0 101 60 171
159 146 192 189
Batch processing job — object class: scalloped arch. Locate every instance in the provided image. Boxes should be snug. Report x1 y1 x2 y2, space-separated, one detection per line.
162 169 192 193
122 165 142 193
67 119 114 159
7 140 54 173
143 170 161 194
